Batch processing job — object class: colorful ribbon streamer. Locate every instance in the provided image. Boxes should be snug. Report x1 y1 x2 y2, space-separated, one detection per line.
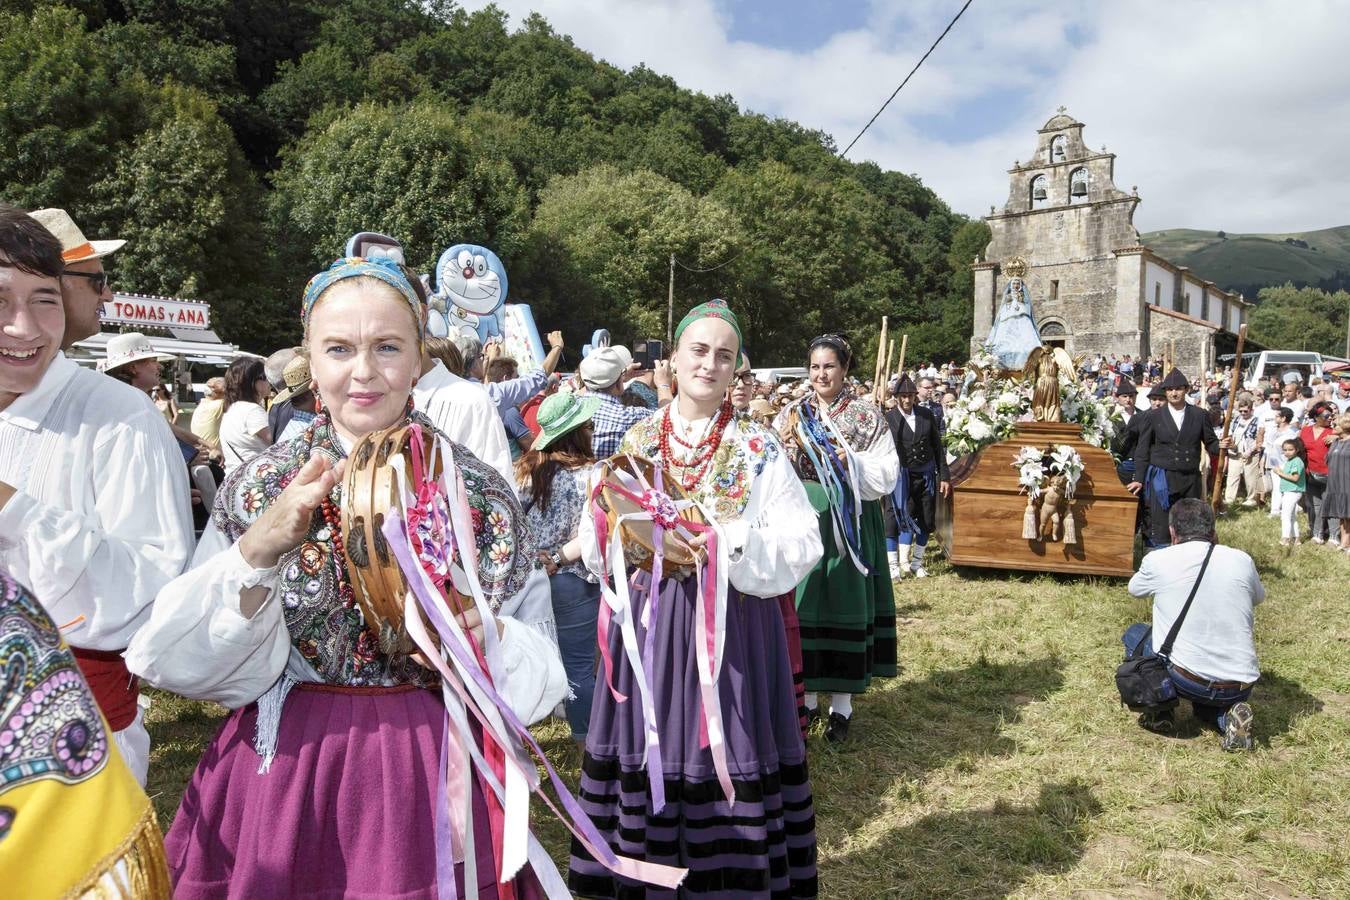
382 431 687 897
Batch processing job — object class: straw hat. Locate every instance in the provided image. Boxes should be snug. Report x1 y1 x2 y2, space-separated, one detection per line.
531 392 601 451
98 332 172 373
29 208 125 264
272 355 314 405
748 398 775 418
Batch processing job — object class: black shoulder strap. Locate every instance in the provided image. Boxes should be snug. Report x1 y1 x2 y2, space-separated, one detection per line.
1157 541 1216 657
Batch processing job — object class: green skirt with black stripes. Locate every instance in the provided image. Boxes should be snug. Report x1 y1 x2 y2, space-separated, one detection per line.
796 493 897 694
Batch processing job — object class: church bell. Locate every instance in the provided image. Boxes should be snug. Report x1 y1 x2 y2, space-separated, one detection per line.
1070 180 1088 198
1032 185 1047 201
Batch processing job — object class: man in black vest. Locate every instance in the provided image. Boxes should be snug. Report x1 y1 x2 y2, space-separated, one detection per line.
884 375 949 579
1111 378 1145 486
1128 368 1228 547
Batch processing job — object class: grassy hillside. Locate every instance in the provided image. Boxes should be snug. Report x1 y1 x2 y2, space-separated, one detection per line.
1141 226 1350 297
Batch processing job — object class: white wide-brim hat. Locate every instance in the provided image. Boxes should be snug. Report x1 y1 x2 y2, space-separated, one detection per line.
30 208 125 264
98 332 173 372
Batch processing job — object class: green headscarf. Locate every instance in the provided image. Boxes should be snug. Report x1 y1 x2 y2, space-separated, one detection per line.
673 298 743 365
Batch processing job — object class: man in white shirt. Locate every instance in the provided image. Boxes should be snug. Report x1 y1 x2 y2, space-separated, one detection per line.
413 348 515 488
1280 373 1307 425
1123 499 1261 751
0 206 194 783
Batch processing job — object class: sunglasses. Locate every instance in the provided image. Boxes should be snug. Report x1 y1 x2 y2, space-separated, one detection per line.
63 270 110 293
733 372 755 385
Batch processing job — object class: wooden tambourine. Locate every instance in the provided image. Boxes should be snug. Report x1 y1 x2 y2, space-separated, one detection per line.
592 456 707 582
341 422 464 654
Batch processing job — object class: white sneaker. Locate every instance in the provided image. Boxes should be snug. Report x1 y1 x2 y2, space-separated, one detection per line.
910 546 929 578
888 561 903 580
1312 536 1324 545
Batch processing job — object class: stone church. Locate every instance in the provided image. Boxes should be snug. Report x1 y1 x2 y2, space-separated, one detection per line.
972 109 1248 372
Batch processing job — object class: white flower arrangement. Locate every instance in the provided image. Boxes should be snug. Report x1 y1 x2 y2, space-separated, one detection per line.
1011 444 1085 499
1013 446 1047 498
944 368 1121 457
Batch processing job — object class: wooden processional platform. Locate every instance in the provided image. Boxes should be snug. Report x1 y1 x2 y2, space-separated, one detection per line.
943 422 1137 578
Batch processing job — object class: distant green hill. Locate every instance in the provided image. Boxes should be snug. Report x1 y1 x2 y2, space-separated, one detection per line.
1140 225 1350 297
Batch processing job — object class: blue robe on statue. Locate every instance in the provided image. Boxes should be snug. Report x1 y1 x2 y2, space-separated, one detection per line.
986 279 1043 371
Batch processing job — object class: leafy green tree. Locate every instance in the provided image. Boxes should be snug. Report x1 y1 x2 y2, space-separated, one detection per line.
90 85 286 349
709 161 893 365
273 102 531 276
1248 284 1349 356
0 6 135 208
523 164 741 346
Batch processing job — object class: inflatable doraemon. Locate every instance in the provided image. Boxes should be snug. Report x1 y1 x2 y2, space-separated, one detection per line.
428 243 508 341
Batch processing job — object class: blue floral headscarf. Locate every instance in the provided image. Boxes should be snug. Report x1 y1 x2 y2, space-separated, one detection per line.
301 257 425 346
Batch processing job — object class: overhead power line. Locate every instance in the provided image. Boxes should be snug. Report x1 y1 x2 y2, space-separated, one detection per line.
672 0 975 277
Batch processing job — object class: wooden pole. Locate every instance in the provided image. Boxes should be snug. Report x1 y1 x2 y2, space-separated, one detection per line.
873 316 889 402
883 336 896 395
894 333 909 380
666 253 675 347
1210 324 1248 510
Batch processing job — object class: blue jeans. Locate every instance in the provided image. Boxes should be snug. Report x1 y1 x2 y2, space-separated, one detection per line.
1121 624 1253 731
551 572 601 739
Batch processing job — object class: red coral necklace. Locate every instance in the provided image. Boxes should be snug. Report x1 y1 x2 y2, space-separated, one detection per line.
658 401 734 491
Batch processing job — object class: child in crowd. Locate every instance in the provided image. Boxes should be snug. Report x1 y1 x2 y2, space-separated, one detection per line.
1274 437 1307 545
1265 407 1299 519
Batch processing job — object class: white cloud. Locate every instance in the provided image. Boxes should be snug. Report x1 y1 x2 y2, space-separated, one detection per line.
460 0 1350 233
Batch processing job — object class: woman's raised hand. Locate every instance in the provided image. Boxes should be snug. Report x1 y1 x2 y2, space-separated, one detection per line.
239 453 346 569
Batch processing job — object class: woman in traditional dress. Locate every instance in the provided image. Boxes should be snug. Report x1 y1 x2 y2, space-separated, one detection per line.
775 334 899 743
516 390 604 747
0 567 172 899
569 300 823 898
125 257 568 898
730 351 808 738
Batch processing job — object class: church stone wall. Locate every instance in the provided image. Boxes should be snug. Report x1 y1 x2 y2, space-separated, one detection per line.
1148 310 1215 377
970 109 1247 364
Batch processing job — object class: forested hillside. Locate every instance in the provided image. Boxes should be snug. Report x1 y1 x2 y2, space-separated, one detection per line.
1142 226 1350 299
0 1 987 365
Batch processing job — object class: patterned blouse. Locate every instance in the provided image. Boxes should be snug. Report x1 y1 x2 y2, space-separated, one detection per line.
776 387 887 483
212 411 535 687
519 464 596 582
617 410 782 523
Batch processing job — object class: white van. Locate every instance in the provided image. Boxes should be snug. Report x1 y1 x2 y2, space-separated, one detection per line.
753 367 807 384
1243 351 1324 391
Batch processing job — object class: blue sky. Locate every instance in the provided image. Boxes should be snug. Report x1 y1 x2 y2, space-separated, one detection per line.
462 1 1350 233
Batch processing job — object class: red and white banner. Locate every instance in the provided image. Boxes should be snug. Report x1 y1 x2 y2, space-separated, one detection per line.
103 292 211 330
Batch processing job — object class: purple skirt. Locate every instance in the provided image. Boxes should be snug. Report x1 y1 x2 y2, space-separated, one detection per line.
777 593 808 740
165 682 545 899
568 574 817 899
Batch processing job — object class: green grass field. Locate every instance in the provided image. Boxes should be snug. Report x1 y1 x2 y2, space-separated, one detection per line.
143 507 1350 898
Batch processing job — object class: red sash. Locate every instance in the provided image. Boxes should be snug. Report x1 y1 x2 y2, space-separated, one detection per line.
71 647 140 732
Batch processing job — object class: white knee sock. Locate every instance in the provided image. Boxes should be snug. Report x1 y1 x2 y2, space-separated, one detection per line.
804 692 818 711
830 693 853 718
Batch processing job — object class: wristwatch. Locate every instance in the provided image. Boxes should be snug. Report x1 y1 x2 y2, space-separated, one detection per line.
549 550 565 569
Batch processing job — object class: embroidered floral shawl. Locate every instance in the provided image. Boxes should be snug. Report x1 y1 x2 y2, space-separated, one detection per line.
617 411 782 523
211 412 535 687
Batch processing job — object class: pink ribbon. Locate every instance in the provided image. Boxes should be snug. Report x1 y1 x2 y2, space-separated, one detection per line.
384 515 687 893
588 461 735 813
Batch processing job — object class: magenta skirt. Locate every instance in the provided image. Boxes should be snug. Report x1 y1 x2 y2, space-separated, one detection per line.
166 682 545 899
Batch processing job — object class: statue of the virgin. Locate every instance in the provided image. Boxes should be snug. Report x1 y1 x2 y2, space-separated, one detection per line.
984 257 1043 371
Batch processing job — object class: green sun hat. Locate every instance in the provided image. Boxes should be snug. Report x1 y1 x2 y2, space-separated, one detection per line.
532 391 602 451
